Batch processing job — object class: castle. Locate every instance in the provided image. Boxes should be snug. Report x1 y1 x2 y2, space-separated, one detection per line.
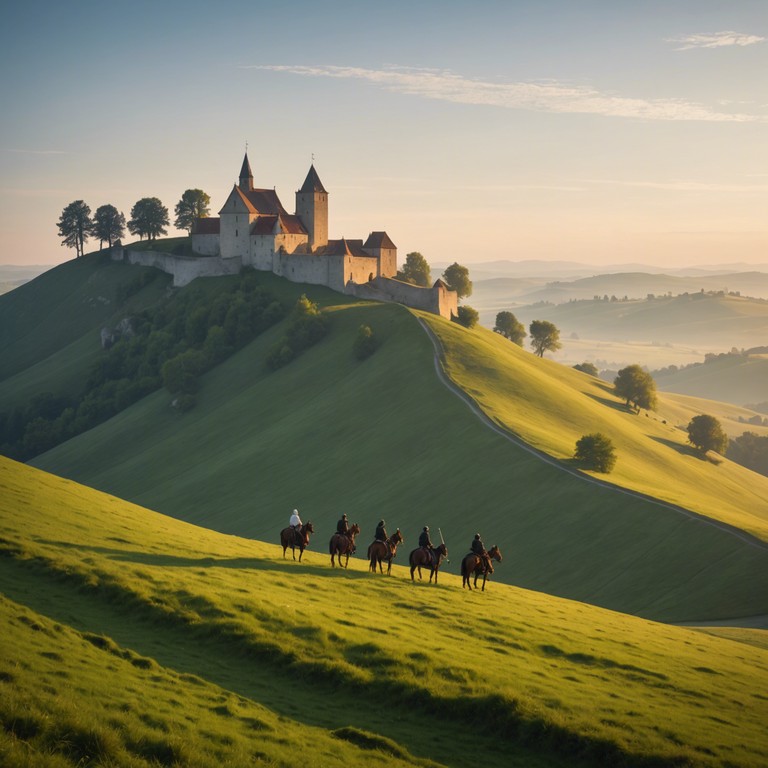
121 153 457 319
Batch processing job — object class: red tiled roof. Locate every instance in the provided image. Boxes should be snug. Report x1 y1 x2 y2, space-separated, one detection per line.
251 215 277 235
192 217 220 235
364 231 397 250
243 188 287 215
317 238 372 258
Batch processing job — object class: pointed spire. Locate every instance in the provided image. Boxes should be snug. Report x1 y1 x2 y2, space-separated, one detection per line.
239 152 254 191
299 164 327 194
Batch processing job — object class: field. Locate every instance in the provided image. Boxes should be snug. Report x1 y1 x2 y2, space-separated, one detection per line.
2 457 767 768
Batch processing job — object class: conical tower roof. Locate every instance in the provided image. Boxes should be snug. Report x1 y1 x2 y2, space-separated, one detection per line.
239 152 254 191
299 164 327 194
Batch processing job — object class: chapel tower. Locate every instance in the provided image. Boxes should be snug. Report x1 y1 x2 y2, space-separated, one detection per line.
239 152 254 192
295 164 328 250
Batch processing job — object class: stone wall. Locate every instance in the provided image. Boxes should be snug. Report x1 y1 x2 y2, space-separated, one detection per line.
349 277 458 320
116 248 241 287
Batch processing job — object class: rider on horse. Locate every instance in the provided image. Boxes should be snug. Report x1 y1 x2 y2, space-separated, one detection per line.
289 509 302 546
471 533 492 573
374 519 389 556
337 514 349 535
419 526 434 561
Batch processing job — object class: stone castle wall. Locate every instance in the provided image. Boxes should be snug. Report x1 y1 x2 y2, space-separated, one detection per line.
349 277 458 321
115 248 241 287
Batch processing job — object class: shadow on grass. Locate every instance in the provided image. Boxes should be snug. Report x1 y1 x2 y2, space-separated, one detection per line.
584 392 637 415
648 436 703 459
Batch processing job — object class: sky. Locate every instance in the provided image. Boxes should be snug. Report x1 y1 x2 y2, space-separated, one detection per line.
1 0 766 269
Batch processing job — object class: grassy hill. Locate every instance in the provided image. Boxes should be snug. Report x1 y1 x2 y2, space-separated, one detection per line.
2 457 767 768
17 257 766 623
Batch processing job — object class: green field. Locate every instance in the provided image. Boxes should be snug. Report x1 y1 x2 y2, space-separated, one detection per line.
2 457 767 768
18 261 766 623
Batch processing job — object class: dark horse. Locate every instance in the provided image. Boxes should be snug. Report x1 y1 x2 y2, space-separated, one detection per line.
409 543 448 584
461 544 502 591
368 529 404 574
280 522 315 561
329 523 360 568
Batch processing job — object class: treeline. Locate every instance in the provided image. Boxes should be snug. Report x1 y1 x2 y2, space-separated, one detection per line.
727 432 768 477
0 269 284 461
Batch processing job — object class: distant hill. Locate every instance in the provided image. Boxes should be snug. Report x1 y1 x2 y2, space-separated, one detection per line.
0 263 55 295
6 252 764 624
2 457 767 768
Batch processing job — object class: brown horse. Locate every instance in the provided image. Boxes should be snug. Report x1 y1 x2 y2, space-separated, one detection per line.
329 523 360 568
368 529 404 574
461 544 502 591
409 543 448 584
280 522 314 561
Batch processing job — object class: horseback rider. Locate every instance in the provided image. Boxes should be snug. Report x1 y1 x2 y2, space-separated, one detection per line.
337 513 349 535
289 508 303 546
374 519 389 556
419 526 433 558
471 533 492 572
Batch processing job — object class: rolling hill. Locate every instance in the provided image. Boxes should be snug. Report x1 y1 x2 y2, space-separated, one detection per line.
6 256 763 624
2 457 767 768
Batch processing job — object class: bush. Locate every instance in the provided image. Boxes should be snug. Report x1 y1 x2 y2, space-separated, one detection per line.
267 295 329 370
353 325 377 360
574 433 617 473
455 305 479 328
687 414 728 455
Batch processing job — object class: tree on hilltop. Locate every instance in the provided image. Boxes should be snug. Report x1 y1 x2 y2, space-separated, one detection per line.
128 197 169 242
613 364 657 412
57 200 92 258
174 189 211 233
494 311 526 346
687 414 728 456
529 320 561 358
92 204 126 249
442 262 472 299
399 251 431 287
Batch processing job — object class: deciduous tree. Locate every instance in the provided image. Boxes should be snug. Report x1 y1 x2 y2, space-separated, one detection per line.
613 364 657 411
529 320 562 358
399 251 431 287
574 433 617 472
92 204 126 249
442 262 472 298
456 305 479 328
174 188 211 232
57 200 92 257
687 414 728 455
128 197 169 241
494 311 526 345
574 362 599 377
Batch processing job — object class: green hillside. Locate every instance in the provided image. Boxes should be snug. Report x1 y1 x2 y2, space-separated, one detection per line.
2 457 767 768
23 260 768 623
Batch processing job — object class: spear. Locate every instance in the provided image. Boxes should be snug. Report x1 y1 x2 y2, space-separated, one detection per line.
438 527 450 563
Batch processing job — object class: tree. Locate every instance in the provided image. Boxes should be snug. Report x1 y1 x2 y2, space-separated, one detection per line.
353 324 377 360
494 311 526 345
57 200 92 257
613 364 657 411
529 320 562 358
573 362 599 377
687 414 728 455
456 305 479 328
442 262 472 298
174 188 211 233
399 251 431 287
574 433 617 473
128 197 169 241
92 204 126 249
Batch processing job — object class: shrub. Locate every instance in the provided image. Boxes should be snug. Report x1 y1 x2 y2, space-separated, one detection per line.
574 433 617 473
455 305 479 328
353 325 377 360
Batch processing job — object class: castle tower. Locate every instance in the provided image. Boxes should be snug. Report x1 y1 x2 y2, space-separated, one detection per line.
295 164 328 250
239 152 254 192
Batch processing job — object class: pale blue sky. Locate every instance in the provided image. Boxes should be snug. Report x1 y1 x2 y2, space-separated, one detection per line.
1 0 766 267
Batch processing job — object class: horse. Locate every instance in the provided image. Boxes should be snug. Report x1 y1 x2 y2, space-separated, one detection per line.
329 523 360 568
368 529 404 574
461 544 502 591
409 543 448 584
280 522 314 561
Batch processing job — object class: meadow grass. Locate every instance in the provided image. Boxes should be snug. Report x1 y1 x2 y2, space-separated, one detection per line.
31 287 768 622
1 457 767 767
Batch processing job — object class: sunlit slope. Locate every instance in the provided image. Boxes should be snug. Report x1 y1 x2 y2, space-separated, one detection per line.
2 458 767 768
33 301 768 621
423 312 768 542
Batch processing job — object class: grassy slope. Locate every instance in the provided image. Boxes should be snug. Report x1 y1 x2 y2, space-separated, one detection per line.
31 284 768 622
2 457 767 768
0 252 171 406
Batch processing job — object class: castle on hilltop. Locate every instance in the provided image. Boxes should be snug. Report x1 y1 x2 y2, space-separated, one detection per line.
119 152 457 319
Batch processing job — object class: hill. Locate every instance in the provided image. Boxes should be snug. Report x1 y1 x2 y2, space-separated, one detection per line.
17 257 767 623
2 457 767 768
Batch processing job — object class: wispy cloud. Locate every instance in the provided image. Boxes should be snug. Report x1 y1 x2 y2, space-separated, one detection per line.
251 64 763 122
665 31 765 50
584 179 768 193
